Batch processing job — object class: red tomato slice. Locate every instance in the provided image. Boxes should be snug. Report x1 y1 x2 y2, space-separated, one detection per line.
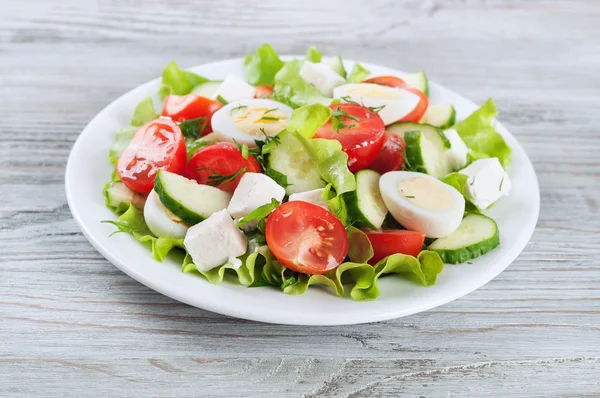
369 133 405 175
314 103 386 172
364 76 428 123
161 95 223 134
365 229 426 265
254 85 274 99
266 201 349 275
183 142 261 193
117 118 186 194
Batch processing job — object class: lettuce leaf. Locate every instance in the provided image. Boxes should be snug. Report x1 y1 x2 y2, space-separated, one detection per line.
305 46 322 63
452 99 512 167
441 173 481 215
346 226 374 263
322 183 350 226
347 62 370 83
102 204 184 262
292 132 356 195
131 97 159 127
287 103 332 138
244 44 285 86
158 61 209 99
102 199 443 301
109 126 137 164
273 60 332 109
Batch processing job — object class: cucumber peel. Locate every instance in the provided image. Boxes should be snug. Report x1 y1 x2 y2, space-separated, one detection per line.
428 214 500 264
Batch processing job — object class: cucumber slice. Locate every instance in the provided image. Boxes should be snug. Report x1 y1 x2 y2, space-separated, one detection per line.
402 72 428 96
325 56 347 79
388 122 453 178
345 170 388 229
105 181 146 211
267 131 326 195
154 170 232 225
191 81 223 98
428 214 499 264
419 104 456 129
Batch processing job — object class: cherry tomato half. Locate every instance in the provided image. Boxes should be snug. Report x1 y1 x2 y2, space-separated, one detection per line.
364 229 426 265
315 103 386 172
369 133 405 175
116 118 187 194
183 142 261 193
161 94 223 134
266 201 349 275
254 85 274 99
364 76 428 123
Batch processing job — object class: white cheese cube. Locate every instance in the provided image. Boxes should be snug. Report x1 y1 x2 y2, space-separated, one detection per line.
212 74 255 103
443 128 470 170
288 188 329 210
183 209 247 272
460 158 511 210
299 62 346 97
227 173 286 219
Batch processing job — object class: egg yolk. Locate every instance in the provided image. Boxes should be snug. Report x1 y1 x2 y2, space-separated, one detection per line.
231 106 288 137
347 83 402 100
398 177 453 211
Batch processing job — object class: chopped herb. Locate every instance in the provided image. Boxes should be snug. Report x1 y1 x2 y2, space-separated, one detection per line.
499 177 504 191
259 116 280 121
229 104 247 114
216 95 228 105
281 276 300 289
264 107 279 114
332 105 360 133
404 195 415 199
259 128 281 146
237 198 280 228
469 177 475 186
265 167 290 188
179 117 207 139
467 262 473 264
241 144 249 159
340 96 386 113
195 166 247 187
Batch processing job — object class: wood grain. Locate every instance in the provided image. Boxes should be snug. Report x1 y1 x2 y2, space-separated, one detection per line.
1 0 599 396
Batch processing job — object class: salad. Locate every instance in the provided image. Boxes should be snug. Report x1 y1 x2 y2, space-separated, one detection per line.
103 44 513 301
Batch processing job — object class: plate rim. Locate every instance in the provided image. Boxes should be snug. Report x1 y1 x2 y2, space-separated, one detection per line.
65 56 540 325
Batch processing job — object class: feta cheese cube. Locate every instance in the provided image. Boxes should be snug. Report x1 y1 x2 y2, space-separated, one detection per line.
227 173 286 219
443 128 469 170
460 158 511 210
288 188 329 210
183 209 247 272
299 62 346 97
212 74 255 103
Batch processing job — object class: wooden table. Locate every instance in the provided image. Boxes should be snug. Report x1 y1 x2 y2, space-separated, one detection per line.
1 1 599 396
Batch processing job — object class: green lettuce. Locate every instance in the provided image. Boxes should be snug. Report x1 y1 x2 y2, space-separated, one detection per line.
441 173 481 214
158 61 209 99
131 97 159 127
109 126 137 164
453 99 512 167
103 205 444 301
347 62 370 83
346 226 374 263
273 60 331 108
244 44 285 86
305 46 322 63
102 204 184 262
287 103 332 138
322 184 349 226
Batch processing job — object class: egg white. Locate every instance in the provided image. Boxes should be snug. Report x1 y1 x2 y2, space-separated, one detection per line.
333 83 420 125
211 99 293 147
379 171 465 238
144 190 189 239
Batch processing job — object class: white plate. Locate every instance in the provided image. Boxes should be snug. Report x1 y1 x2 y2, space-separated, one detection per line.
65 57 540 325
